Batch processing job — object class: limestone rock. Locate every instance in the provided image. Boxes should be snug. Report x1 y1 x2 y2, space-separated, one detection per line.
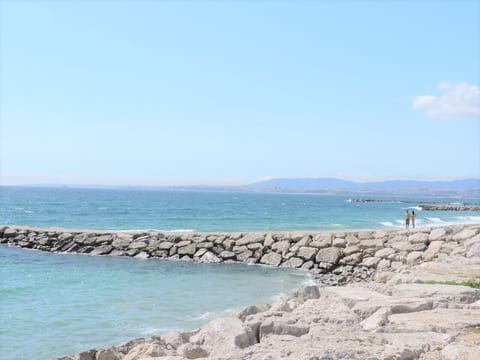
297 246 317 260
281 257 303 268
429 228 446 241
260 252 282 266
177 244 196 256
271 240 290 254
236 234 264 246
199 251 221 263
375 247 395 259
315 247 343 265
189 317 257 353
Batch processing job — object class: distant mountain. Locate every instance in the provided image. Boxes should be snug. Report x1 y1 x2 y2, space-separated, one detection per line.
248 178 480 192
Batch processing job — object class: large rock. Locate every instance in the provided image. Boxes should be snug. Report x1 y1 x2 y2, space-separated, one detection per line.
260 252 282 266
297 246 318 260
177 244 196 256
281 257 304 268
236 234 264 246
271 240 290 254
315 247 343 265
259 320 309 339
453 228 478 241
200 251 221 263
375 247 395 259
188 317 257 355
429 228 446 241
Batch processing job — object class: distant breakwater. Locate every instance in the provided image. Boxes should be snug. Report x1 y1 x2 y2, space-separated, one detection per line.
350 199 480 211
2 224 479 284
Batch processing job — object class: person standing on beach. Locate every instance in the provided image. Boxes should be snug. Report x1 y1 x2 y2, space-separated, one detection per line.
412 210 416 228
405 210 410 229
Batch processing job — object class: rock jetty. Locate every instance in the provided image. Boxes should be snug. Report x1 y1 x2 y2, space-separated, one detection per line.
350 199 480 211
418 203 480 211
1 224 480 359
0 224 477 284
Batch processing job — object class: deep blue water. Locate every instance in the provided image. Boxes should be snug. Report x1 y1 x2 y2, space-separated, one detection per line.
1 186 479 231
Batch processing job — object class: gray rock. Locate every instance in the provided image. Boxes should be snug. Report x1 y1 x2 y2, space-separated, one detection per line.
177 244 196 256
375 247 395 259
361 257 380 268
408 232 429 244
193 248 208 258
260 252 282 266
264 234 275 247
343 245 360 256
315 247 343 265
237 250 253 262
259 320 309 339
271 240 290 254
429 228 446 241
176 240 192 248
333 238 347 248
297 246 318 260
158 241 175 250
3 228 18 238
90 245 113 256
359 239 384 250
453 228 478 241
236 234 265 246
219 251 236 260
281 257 304 268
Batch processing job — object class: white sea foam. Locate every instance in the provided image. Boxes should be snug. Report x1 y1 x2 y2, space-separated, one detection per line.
426 217 445 223
191 311 216 321
380 221 394 227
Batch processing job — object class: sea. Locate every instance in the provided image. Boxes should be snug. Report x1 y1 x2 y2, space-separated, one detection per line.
1 186 479 360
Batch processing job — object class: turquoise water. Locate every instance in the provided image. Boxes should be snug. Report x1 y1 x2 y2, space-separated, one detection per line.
0 246 309 360
1 186 479 231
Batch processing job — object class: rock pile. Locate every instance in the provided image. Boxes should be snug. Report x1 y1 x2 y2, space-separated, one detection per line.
1 224 479 285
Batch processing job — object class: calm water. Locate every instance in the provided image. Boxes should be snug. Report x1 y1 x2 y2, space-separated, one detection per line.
1 186 479 231
0 246 309 360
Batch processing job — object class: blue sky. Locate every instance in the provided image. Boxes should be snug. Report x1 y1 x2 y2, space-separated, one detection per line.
1 0 479 185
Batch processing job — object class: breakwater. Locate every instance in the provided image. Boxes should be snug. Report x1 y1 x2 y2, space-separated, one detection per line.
2 224 479 284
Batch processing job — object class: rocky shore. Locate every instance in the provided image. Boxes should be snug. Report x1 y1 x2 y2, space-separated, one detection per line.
1 224 480 359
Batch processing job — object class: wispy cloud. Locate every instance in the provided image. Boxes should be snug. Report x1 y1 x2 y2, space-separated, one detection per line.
411 82 480 119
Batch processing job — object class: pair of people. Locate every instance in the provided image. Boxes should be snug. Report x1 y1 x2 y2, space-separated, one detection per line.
405 210 416 229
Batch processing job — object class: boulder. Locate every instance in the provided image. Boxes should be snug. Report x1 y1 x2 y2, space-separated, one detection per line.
429 228 446 241
281 257 304 268
124 343 166 360
200 251 221 263
453 228 478 241
315 247 343 265
260 252 282 266
271 240 290 254
259 320 309 339
297 246 318 260
236 234 265 246
408 232 429 244
189 317 257 355
177 244 196 256
219 251 236 260
375 247 395 259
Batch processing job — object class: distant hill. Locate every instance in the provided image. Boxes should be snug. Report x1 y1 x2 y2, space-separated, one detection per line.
248 178 480 192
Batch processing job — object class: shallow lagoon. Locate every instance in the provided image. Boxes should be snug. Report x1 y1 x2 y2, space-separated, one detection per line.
0 246 309 360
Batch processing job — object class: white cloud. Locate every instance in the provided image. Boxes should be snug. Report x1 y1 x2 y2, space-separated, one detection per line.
411 82 480 119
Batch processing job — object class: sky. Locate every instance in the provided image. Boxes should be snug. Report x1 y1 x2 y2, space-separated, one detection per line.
1 0 479 186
